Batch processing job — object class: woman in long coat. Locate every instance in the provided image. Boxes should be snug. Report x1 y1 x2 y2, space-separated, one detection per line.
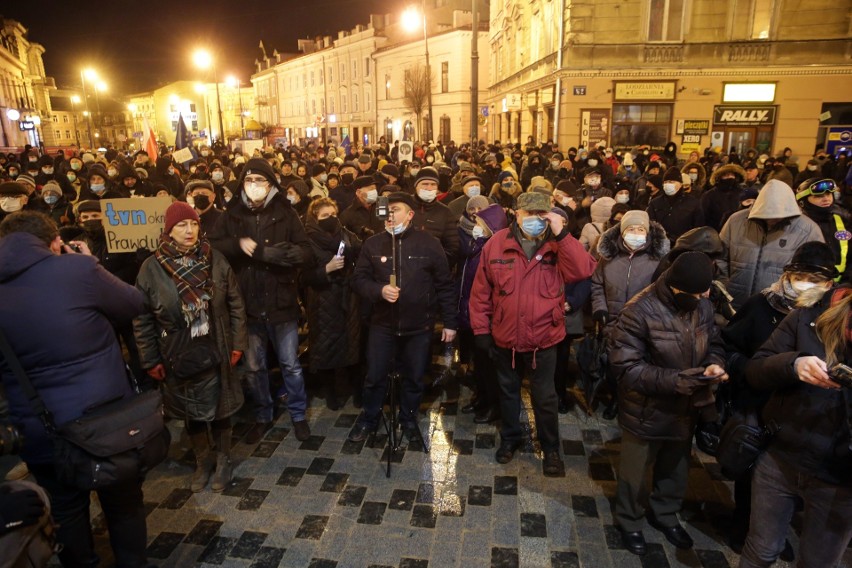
134 202 247 493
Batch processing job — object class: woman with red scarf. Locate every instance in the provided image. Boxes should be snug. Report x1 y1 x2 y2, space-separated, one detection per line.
134 202 247 493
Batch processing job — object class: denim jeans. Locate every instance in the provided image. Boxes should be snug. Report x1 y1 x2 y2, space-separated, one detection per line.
244 320 307 423
28 463 148 568
739 450 852 568
491 345 560 452
358 327 432 430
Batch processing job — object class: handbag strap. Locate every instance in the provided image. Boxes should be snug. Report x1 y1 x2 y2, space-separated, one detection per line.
0 330 57 434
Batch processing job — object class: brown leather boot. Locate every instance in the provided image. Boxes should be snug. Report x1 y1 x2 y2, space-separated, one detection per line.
211 428 233 492
189 431 214 493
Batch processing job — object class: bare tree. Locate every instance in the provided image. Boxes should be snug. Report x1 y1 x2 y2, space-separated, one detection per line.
403 62 433 141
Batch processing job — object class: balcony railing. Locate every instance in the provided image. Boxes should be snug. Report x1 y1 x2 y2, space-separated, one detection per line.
644 45 684 63
729 42 771 62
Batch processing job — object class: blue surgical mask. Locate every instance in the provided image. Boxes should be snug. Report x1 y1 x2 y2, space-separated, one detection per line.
521 216 547 237
44 194 59 205
90 183 105 193
466 186 480 197
386 221 406 235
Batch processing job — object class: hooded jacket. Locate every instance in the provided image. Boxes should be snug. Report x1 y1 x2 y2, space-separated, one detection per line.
682 162 707 193
579 196 616 256
0 232 145 464
700 163 747 231
457 205 508 329
718 179 824 309
469 225 597 352
591 221 670 316
608 276 726 441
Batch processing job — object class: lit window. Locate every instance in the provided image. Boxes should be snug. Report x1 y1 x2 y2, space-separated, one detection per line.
723 83 776 103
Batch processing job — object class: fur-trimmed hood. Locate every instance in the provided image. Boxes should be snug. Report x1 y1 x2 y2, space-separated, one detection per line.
681 161 706 190
596 220 670 261
710 163 746 186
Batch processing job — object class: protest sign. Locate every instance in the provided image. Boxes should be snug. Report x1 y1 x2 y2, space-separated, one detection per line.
101 197 171 253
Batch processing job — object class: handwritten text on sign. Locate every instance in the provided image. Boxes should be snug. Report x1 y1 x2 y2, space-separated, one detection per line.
100 197 172 253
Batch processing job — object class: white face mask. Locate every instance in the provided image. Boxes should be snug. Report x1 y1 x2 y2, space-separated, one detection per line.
615 193 630 204
663 183 678 196
245 182 269 202
318 174 328 183
364 189 378 204
0 196 23 213
790 280 819 293
418 189 437 203
587 159 598 167
688 173 698 182
807 165 818 171
466 186 480 197
471 225 485 239
212 171 224 182
623 233 646 250
286 194 297 204
551 160 560 169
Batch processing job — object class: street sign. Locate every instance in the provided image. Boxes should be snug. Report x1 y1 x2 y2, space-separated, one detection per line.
573 86 586 96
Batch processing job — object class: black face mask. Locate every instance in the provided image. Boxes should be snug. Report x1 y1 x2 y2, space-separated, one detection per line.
81 219 104 235
341 173 355 185
317 216 340 234
193 195 211 210
718 178 738 191
672 292 700 312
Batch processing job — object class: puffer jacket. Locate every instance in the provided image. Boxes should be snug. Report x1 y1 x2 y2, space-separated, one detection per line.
209 190 313 324
469 224 597 352
300 223 362 371
609 276 726 441
719 179 824 309
745 293 852 485
591 221 670 316
700 163 746 231
0 232 145 465
411 194 460 265
133 248 247 421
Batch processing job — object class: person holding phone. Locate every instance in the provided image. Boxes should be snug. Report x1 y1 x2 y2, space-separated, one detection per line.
608 252 727 556
739 285 852 567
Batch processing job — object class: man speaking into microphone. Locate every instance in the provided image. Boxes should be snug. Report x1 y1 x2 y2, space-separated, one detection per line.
349 191 458 442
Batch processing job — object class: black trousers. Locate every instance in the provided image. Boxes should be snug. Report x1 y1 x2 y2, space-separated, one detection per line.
28 463 148 568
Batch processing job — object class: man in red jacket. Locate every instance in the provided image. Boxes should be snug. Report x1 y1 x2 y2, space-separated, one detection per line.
469 192 596 476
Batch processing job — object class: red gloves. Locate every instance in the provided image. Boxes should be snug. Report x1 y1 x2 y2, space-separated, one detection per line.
146 364 166 381
230 351 243 367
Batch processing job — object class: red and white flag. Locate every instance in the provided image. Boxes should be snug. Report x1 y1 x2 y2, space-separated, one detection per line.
142 118 159 160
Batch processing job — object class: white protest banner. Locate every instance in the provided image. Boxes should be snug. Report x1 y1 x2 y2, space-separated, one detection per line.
399 141 413 163
100 197 172 253
172 147 193 164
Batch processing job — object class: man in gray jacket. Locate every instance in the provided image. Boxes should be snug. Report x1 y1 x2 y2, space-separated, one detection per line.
718 179 824 310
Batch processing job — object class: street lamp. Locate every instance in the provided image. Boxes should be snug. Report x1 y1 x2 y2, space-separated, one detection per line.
79 68 97 148
402 4 433 142
70 95 81 147
193 49 225 144
226 75 246 139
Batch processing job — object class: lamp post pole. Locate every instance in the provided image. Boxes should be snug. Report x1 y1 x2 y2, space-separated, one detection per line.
79 71 94 148
469 0 479 147
213 62 225 144
422 0 433 143
236 79 245 138
71 97 81 147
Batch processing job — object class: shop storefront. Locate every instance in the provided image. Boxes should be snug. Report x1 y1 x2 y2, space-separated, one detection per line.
609 81 676 153
710 104 776 155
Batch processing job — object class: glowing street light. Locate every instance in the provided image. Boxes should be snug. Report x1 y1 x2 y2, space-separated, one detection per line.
401 7 421 32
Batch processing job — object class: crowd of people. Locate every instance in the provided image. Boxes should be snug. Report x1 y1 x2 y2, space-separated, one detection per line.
0 136 850 567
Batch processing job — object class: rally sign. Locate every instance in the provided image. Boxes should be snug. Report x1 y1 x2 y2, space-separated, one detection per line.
100 197 172 253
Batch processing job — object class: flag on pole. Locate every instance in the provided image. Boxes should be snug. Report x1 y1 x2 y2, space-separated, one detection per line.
174 113 191 150
142 118 159 161
341 135 351 155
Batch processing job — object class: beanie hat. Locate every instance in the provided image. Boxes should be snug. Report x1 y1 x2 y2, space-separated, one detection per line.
39 155 54 167
311 163 326 177
619 210 649 233
15 174 36 190
415 166 441 187
497 170 516 184
466 195 489 212
87 164 108 181
590 196 616 224
554 180 577 194
646 174 663 190
516 191 551 212
663 166 682 182
0 181 28 196
163 201 200 235
358 153 372 164
666 251 714 294
41 180 62 196
739 187 759 203
239 158 279 189
381 163 400 178
784 241 838 280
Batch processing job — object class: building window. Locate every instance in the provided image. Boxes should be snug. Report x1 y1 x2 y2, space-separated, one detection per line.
611 103 672 149
319 69 324 85
342 94 348 113
52 116 58 123
439 116 451 142
328 66 333 84
192 121 198 131
63 115 69 123
190 103 197 113
303 73 307 88
365 91 371 112
330 96 335 113
647 0 685 42
340 63 346 81
441 62 449 93
750 0 774 39
311 71 315 86
385 74 391 99
353 93 359 112
364 57 370 77
65 130 71 138
55 129 61 139
312 99 316 114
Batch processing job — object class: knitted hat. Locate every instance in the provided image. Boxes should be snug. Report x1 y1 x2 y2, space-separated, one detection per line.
663 166 682 182
646 174 663 190
666 251 714 294
15 174 36 190
739 187 759 203
311 163 326 176
590 196 616 224
163 201 200 235
87 164 108 181
554 180 576 194
414 166 440 187
497 170 516 184
0 181 28 196
463 175 482 187
381 163 400 178
239 157 279 189
784 241 838 280
516 191 551 212
466 195 489 212
41 180 62 196
357 153 372 164
619 210 649 233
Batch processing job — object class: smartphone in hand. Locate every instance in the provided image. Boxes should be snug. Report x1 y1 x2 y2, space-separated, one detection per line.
828 363 852 388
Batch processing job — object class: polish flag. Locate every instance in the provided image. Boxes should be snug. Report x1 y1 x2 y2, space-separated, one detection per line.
142 118 159 160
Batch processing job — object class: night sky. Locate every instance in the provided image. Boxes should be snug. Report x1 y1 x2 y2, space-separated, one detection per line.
4 0 401 94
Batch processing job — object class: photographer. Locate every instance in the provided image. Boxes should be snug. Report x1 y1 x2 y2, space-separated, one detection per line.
0 211 149 567
740 285 852 567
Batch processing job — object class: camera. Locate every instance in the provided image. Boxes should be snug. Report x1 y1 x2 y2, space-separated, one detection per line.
828 363 852 388
376 195 389 220
60 242 82 254
0 423 23 456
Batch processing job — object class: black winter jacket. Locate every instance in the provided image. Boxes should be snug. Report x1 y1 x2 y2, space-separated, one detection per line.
646 191 704 243
353 226 458 335
609 276 726 441
411 195 460 266
209 191 313 324
745 297 852 485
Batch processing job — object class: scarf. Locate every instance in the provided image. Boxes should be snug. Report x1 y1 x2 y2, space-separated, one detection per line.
458 213 476 236
156 236 213 336
762 275 797 315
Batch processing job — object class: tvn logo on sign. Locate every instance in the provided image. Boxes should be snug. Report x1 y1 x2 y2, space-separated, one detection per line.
713 105 777 126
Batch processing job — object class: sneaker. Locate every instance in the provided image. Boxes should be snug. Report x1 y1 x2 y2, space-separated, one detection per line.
244 422 272 445
293 419 311 441
347 423 373 443
542 451 565 477
495 440 522 464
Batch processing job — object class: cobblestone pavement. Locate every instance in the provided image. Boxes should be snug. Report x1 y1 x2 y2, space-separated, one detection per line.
90 375 845 568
